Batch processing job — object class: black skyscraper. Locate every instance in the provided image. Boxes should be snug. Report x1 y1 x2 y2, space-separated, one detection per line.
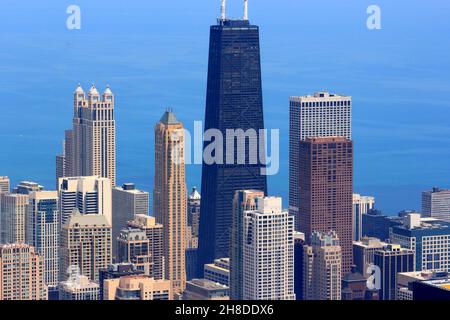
197 15 267 275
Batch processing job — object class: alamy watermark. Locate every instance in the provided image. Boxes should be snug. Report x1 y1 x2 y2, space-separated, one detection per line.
66 5 81 30
170 121 280 176
367 5 382 30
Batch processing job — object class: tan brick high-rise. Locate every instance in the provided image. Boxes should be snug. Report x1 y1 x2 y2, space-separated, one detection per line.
60 213 112 283
62 85 116 186
298 137 353 275
153 111 187 294
0 243 47 300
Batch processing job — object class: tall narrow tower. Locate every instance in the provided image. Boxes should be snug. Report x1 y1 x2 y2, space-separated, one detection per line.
197 1 268 275
298 137 354 275
153 110 187 294
65 84 116 185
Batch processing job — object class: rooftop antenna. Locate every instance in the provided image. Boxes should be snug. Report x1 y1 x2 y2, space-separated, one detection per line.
221 0 226 20
244 0 248 20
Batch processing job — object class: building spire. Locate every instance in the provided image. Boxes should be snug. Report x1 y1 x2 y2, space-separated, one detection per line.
244 0 248 20
221 0 226 20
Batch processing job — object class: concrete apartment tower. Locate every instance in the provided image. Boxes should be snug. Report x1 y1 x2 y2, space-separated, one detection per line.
0 243 48 300
303 231 342 300
243 196 295 300
59 85 116 186
60 212 112 283
153 110 187 294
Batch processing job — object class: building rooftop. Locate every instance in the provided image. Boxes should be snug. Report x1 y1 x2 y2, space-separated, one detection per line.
159 110 180 125
305 136 351 143
189 187 201 200
188 279 229 290
65 213 111 228
290 92 351 100
114 183 148 195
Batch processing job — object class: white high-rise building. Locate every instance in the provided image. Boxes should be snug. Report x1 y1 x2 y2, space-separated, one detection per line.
62 85 116 186
242 196 295 300
289 92 352 230
26 191 60 293
353 194 375 241
422 187 450 222
57 176 112 227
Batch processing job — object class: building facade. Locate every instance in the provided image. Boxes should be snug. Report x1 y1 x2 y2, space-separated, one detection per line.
303 231 342 300
103 275 172 300
0 243 47 300
60 213 112 282
197 12 268 274
298 137 353 275
127 214 164 280
422 187 450 222
98 263 144 300
184 279 229 300
112 183 149 256
0 176 10 194
0 193 28 243
390 213 450 272
362 209 403 241
188 187 201 242
59 273 99 300
243 197 295 300
57 176 112 227
289 92 351 231
62 85 116 186
153 111 187 294
26 191 60 294
374 244 415 300
116 228 151 276
353 237 388 277
204 258 230 287
353 194 375 241
230 190 264 300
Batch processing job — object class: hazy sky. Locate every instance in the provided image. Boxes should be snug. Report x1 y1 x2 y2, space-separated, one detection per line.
0 0 449 214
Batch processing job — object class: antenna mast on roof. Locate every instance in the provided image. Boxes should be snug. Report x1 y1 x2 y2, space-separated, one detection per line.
244 0 248 20
221 0 226 20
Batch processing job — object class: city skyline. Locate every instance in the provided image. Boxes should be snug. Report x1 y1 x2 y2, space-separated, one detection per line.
1 1 449 214
0 0 449 304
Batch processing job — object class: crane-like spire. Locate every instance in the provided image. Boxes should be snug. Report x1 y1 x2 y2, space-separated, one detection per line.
244 0 248 20
221 0 226 20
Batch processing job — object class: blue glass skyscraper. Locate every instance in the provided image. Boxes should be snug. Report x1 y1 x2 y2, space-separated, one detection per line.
197 7 268 275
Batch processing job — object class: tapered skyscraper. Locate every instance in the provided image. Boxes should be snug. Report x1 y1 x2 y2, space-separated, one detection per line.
197 1 267 275
59 85 116 186
153 111 187 294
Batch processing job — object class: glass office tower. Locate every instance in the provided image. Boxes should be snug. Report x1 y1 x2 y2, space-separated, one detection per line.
197 17 268 275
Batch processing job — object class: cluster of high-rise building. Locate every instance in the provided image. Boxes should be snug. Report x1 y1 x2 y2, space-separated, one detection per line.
0 2 449 301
